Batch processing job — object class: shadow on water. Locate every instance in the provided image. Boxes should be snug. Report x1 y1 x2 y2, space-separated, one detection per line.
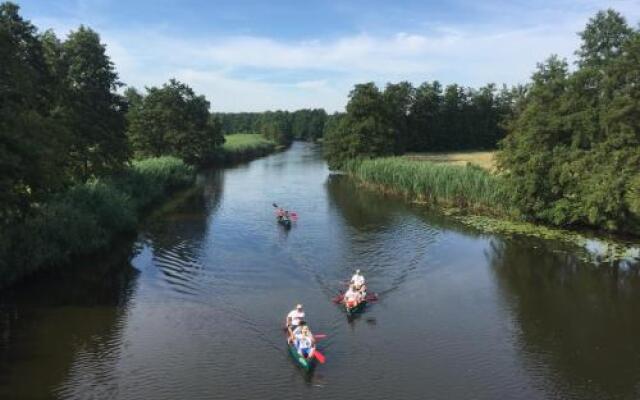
0 238 139 399
488 237 640 399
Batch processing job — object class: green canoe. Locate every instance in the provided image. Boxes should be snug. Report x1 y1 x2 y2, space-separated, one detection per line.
288 342 314 370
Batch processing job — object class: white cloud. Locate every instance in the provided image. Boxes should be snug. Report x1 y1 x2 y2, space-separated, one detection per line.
30 2 640 112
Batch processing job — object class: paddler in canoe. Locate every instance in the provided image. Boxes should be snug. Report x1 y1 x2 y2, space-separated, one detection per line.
350 269 367 298
292 323 317 359
285 303 305 340
343 284 363 310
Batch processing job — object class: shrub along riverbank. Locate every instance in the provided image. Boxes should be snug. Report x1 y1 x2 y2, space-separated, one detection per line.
0 157 194 289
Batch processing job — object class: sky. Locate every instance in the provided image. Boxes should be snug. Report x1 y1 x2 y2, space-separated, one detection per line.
17 0 640 112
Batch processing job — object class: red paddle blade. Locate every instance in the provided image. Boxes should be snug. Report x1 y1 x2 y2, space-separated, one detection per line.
365 294 378 302
313 350 326 364
313 334 327 339
332 294 344 303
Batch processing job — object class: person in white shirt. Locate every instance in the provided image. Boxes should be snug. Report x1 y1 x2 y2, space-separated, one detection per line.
286 304 305 341
343 285 362 308
350 270 366 297
293 324 316 358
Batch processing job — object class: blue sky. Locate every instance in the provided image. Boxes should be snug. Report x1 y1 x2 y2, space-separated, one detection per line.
17 0 640 112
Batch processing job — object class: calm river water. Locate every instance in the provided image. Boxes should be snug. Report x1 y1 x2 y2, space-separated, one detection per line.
2 142 640 400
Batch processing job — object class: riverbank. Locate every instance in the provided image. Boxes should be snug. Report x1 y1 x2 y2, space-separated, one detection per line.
0 136 280 289
219 134 278 164
344 157 639 262
0 157 194 289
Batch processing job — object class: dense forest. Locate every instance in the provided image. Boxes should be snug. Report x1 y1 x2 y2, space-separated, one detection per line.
326 9 640 235
324 81 521 169
216 108 328 142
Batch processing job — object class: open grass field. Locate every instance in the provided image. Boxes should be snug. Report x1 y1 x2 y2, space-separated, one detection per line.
223 133 275 151
404 151 497 171
221 134 277 163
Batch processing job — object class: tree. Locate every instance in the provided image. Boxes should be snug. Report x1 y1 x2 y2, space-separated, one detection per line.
577 9 633 69
498 9 640 234
127 79 224 164
407 81 442 151
383 81 414 153
324 83 395 169
0 2 65 221
60 26 129 180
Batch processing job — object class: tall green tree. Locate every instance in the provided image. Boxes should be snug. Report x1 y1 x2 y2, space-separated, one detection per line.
383 81 414 154
324 83 395 169
0 2 65 221
60 26 128 180
499 9 640 234
127 79 224 164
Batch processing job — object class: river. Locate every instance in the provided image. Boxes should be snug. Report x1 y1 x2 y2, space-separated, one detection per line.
1 142 640 400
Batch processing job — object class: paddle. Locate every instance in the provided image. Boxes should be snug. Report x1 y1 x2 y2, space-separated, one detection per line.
313 334 327 339
312 349 326 364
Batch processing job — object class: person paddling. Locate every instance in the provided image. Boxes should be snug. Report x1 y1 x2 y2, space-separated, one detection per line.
350 269 367 297
343 284 362 308
286 304 305 340
293 325 316 359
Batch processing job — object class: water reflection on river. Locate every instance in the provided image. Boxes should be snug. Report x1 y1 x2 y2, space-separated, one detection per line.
1 142 639 400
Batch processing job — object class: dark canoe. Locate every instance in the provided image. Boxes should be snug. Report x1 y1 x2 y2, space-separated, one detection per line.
277 218 292 228
345 300 367 315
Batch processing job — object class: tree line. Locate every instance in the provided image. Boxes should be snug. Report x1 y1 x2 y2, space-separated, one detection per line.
324 81 520 169
216 108 328 142
325 9 640 235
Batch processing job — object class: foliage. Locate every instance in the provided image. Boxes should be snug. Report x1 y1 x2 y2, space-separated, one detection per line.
0 3 66 221
0 156 193 288
344 157 510 213
216 108 327 143
324 83 395 169
58 26 129 180
0 3 129 223
498 9 640 235
126 79 224 165
324 80 519 170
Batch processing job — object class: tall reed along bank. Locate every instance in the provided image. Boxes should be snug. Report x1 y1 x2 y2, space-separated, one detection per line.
344 157 510 214
0 157 194 289
342 157 639 257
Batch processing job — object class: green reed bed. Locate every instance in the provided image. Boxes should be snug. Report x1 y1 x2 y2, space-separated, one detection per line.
220 134 277 163
0 156 194 288
344 157 511 214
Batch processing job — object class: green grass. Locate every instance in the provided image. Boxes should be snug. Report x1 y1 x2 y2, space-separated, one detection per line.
344 157 511 214
221 134 276 163
0 156 194 288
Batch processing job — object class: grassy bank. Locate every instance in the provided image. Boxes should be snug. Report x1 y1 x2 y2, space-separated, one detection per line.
404 151 496 171
0 156 194 288
344 157 511 214
344 157 639 261
220 134 277 163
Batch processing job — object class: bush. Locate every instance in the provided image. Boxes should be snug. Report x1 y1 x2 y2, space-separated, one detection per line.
0 156 194 288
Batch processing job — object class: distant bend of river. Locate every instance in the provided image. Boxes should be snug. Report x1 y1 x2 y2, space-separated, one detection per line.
1 142 640 400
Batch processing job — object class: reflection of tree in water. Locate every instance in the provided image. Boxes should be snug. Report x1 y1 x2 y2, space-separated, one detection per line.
0 240 139 399
325 174 398 232
487 238 640 399
141 170 224 295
